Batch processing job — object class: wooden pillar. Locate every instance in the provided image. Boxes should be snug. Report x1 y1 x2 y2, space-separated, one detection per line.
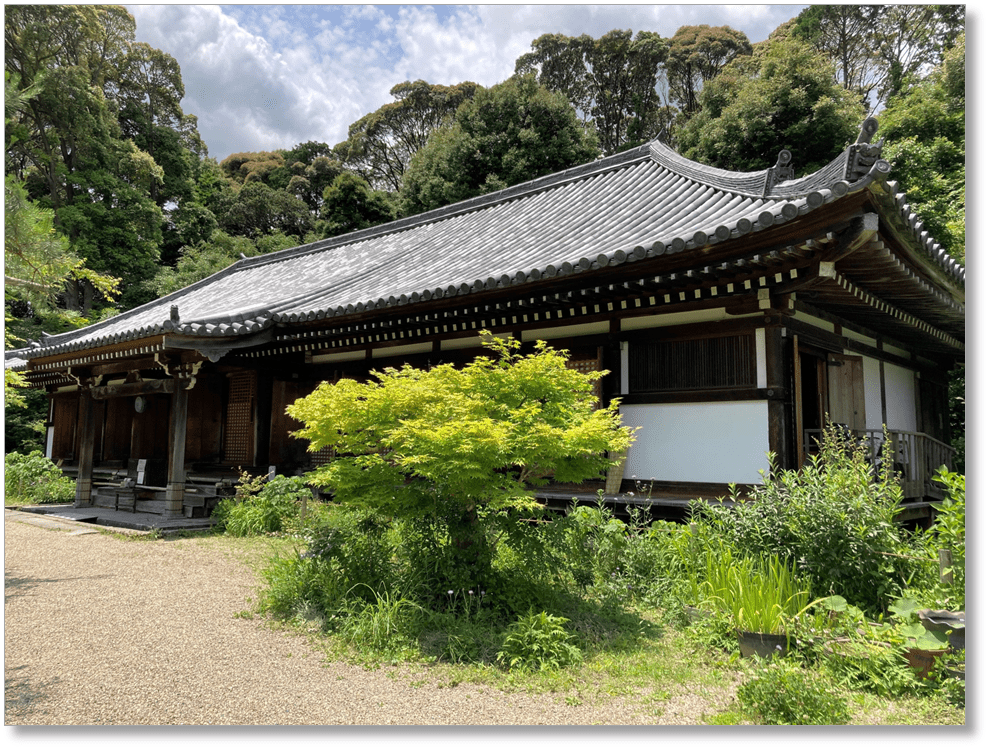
74 388 97 507
255 369 273 467
164 381 189 516
764 320 793 470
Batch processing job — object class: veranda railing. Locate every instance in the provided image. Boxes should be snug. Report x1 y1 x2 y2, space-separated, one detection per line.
802 429 954 501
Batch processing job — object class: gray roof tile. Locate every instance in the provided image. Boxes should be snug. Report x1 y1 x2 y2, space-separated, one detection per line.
8 136 962 364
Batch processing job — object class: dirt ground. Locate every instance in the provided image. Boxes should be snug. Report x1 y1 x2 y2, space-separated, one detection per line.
4 508 734 727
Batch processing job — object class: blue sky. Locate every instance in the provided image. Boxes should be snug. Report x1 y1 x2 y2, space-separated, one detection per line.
126 4 809 161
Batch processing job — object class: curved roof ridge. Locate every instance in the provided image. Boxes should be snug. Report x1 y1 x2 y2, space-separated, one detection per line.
648 140 859 199
648 141 771 196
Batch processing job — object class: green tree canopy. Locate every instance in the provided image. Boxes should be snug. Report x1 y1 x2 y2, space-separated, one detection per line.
516 29 672 153
334 79 480 192
219 150 286 185
665 24 752 117
675 35 865 173
878 33 965 262
318 172 396 238
217 181 313 240
791 4 965 107
288 335 634 574
5 4 208 313
400 74 599 215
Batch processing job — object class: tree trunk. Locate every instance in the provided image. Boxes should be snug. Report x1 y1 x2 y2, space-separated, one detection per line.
449 504 491 584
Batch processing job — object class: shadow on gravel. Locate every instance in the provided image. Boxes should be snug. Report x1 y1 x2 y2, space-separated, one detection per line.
5 571 114 602
4 665 60 722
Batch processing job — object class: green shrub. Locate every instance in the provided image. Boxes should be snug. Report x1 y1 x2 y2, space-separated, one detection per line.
497 609 583 672
4 450 76 504
820 637 915 698
737 660 851 725
215 474 309 536
691 423 910 615
257 503 400 624
905 469 965 610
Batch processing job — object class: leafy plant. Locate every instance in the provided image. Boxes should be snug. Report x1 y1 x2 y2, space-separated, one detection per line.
4 450 76 504
889 596 950 653
214 474 310 536
737 659 851 725
698 549 813 635
339 588 423 654
497 610 583 672
908 469 965 610
691 423 911 615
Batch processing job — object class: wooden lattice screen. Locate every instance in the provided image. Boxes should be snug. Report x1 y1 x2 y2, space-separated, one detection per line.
223 371 256 465
308 445 336 469
566 357 602 408
628 334 755 392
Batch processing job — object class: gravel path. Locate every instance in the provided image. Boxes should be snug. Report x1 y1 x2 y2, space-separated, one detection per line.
4 508 732 726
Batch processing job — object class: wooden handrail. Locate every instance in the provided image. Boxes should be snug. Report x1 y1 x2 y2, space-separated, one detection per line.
801 428 954 501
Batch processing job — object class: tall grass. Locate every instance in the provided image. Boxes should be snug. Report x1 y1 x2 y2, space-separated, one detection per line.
700 550 813 634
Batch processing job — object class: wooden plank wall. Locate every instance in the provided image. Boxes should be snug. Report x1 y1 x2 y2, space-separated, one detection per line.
268 379 316 471
184 375 225 463
51 392 80 462
130 394 171 462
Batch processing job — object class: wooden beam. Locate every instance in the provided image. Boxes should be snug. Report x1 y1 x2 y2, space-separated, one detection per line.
90 379 176 400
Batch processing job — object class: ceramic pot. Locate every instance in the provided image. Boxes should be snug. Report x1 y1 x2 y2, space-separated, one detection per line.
919 609 965 652
905 646 948 679
737 630 788 660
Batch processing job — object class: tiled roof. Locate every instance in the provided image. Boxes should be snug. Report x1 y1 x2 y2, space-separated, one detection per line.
7 132 963 367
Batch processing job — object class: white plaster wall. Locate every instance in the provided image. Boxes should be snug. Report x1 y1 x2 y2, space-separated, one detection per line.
371 342 432 359
45 397 55 459
312 350 367 363
620 401 771 484
845 329 876 347
792 311 833 331
440 332 512 350
520 321 610 341
884 363 918 431
621 308 731 330
861 355 884 430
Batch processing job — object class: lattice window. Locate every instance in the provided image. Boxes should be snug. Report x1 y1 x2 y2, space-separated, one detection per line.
223 372 255 464
628 334 756 392
566 357 603 407
308 445 336 469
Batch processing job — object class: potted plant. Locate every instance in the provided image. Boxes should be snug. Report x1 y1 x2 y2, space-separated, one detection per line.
890 597 951 679
702 552 815 659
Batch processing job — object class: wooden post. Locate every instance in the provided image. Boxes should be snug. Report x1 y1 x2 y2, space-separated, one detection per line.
939 549 954 586
165 381 190 516
793 334 804 467
764 321 792 469
74 388 97 507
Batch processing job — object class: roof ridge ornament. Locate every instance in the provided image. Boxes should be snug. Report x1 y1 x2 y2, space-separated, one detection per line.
763 149 794 196
846 117 885 181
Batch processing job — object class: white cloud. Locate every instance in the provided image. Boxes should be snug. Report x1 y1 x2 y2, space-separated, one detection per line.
127 4 805 161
